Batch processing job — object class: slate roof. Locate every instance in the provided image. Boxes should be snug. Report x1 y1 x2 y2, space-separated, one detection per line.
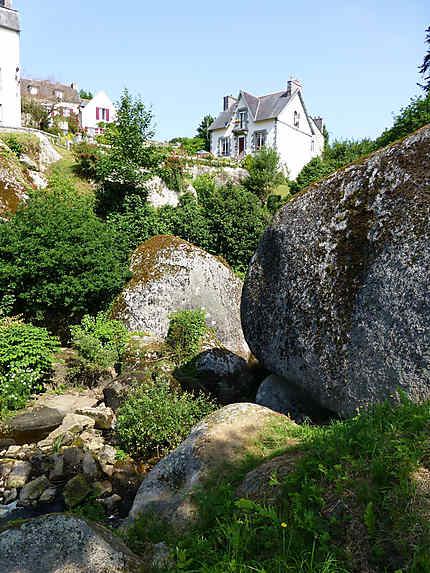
209 89 294 131
20 79 81 104
209 87 323 134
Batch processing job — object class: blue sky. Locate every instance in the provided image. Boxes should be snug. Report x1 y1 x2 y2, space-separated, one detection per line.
14 0 429 143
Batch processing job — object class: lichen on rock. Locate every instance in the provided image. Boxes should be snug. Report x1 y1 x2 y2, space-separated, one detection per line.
111 234 250 358
241 125 430 417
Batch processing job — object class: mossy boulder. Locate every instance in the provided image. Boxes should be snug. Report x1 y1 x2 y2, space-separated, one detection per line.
241 125 430 418
63 473 91 508
0 513 143 572
127 403 292 528
111 235 249 358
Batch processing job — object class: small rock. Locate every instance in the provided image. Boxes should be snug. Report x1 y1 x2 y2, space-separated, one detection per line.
0 500 17 519
39 486 56 503
76 406 116 430
6 461 32 489
20 476 51 504
93 480 112 498
63 474 91 508
82 452 99 479
7 407 64 437
97 444 116 466
63 447 84 469
48 453 64 482
40 414 95 446
100 464 114 478
3 488 17 504
0 460 14 478
5 445 22 459
102 493 121 512
152 541 174 571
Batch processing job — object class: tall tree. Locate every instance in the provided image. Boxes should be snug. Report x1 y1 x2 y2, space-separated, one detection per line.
196 114 214 151
418 25 430 93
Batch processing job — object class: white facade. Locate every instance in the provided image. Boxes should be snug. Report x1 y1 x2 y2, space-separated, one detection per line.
209 80 324 180
0 2 20 127
80 91 116 138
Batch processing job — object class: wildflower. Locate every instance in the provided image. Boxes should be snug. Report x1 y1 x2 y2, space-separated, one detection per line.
281 522 287 528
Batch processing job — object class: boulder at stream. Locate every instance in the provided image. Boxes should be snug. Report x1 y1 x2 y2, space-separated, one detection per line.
241 125 430 417
111 235 249 359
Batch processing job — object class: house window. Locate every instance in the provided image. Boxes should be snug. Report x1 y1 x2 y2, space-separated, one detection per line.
255 131 266 150
29 86 38 95
96 107 110 121
294 110 300 128
220 137 230 156
55 90 63 99
238 110 248 129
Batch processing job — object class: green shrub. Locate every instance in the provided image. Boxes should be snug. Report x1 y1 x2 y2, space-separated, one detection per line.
1 134 24 157
243 147 286 203
0 185 131 335
0 317 59 414
166 309 207 365
72 141 101 180
116 374 217 457
70 312 130 369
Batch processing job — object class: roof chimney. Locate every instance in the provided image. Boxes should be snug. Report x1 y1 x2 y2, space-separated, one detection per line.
287 77 302 96
0 0 13 7
71 82 78 92
223 95 236 111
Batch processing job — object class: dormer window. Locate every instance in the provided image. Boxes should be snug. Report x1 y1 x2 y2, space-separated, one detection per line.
294 110 300 128
29 86 38 95
55 90 63 99
238 110 248 129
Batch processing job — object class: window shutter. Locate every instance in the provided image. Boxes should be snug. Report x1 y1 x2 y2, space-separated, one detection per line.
96 107 100 120
106 108 110 122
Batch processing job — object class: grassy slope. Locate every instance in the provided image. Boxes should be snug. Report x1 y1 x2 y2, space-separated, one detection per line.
126 397 430 573
47 146 95 197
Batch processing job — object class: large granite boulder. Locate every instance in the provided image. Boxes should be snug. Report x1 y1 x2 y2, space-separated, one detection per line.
111 235 249 358
127 403 291 527
0 513 143 572
241 125 430 418
0 138 32 217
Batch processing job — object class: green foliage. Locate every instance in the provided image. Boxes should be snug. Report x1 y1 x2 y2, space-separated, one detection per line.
0 317 59 414
169 136 206 154
196 114 215 151
0 176 131 335
21 97 52 131
95 89 160 215
376 92 430 148
70 312 130 369
72 494 106 522
109 176 269 274
116 373 217 458
0 135 24 157
166 309 207 365
79 89 94 100
243 147 286 203
418 25 430 93
157 152 186 193
291 139 378 193
125 398 430 572
72 142 101 179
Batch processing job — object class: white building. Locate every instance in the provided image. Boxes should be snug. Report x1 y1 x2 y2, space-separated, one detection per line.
80 90 116 138
209 79 324 180
0 0 21 127
21 79 81 133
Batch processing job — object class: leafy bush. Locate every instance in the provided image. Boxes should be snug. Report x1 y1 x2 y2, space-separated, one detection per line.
70 312 130 369
166 309 207 365
116 374 217 457
0 182 131 335
0 317 59 414
1 134 24 157
243 148 286 203
72 141 101 179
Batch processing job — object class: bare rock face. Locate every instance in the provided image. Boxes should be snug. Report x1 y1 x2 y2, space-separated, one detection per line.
241 126 430 418
111 235 249 358
127 403 290 527
0 514 143 572
0 139 31 216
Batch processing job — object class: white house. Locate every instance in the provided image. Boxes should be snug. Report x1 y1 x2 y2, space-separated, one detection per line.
0 0 21 127
21 78 81 132
209 79 324 180
80 91 116 138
